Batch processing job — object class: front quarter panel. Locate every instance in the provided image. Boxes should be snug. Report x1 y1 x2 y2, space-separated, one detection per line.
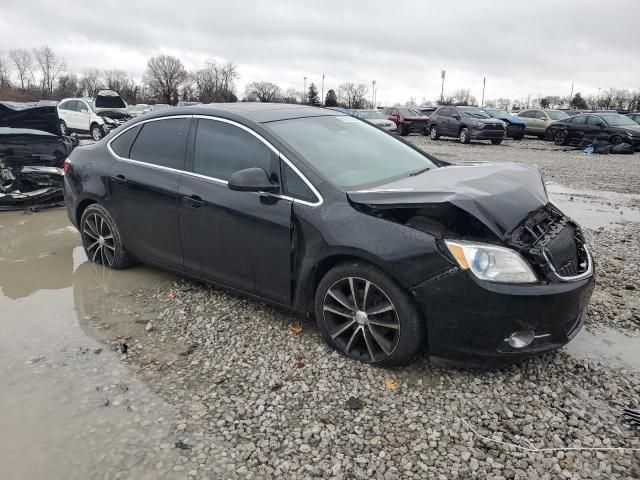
291 192 454 311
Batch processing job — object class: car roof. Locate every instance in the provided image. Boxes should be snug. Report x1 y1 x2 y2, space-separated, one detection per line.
140 102 345 123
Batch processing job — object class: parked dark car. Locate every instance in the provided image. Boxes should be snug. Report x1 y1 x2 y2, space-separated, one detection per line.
626 112 640 125
481 108 526 139
1 102 77 210
428 106 506 144
64 103 594 369
546 113 640 149
383 107 429 136
414 106 438 117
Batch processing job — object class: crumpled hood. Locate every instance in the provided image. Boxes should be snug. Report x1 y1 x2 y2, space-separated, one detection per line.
347 162 549 238
0 102 61 136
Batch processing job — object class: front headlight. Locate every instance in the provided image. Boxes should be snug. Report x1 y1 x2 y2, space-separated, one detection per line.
103 117 115 125
472 120 483 128
445 240 538 283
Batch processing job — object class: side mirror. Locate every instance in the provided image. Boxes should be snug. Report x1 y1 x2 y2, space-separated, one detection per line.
80 109 89 114
228 167 278 193
452 114 460 120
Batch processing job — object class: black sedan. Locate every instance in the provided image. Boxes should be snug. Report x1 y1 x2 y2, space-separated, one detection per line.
546 112 640 149
64 103 594 369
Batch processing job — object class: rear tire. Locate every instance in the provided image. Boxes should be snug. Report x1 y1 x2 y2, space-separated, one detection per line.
459 127 470 144
554 130 567 146
80 204 135 270
315 261 426 367
399 124 408 136
59 120 68 136
491 139 503 145
429 125 440 140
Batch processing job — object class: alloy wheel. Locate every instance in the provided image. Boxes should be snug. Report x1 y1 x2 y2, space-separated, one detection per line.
82 213 116 266
460 130 467 143
430 126 438 140
92 126 103 141
322 277 400 363
554 130 566 145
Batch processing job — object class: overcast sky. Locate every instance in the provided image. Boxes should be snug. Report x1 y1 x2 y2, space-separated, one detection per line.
1 0 638 105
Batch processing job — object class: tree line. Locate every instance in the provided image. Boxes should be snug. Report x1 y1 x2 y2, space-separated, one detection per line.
0 46 373 108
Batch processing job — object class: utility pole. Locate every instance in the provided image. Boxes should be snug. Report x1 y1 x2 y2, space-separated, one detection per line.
481 77 486 107
440 70 446 104
372 80 376 108
303 76 307 104
569 82 574 101
321 74 325 106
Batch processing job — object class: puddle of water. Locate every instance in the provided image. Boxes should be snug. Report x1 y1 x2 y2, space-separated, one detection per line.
0 209 191 479
546 183 640 229
565 326 640 370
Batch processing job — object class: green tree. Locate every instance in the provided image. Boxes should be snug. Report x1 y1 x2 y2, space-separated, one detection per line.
570 92 588 109
325 89 338 107
307 82 320 106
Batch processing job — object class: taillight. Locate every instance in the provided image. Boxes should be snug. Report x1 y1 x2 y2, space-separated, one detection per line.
63 158 71 173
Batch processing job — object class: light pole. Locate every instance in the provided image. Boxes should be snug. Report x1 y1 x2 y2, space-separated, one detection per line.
372 80 376 108
481 77 486 107
440 70 446 104
303 76 307 104
321 74 325 106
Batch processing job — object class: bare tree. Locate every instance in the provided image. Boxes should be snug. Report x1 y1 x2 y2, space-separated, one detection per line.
450 88 476 106
0 52 12 88
102 69 139 103
338 82 369 108
192 60 239 102
143 55 188 105
244 81 281 102
33 46 65 94
8 49 32 89
79 69 103 97
281 87 301 104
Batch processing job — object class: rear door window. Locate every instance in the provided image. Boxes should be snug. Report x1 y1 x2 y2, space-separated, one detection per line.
535 111 547 119
587 116 605 127
518 110 532 118
193 119 274 181
129 118 190 170
110 125 141 158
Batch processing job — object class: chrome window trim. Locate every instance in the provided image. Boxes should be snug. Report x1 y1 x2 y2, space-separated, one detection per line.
106 114 323 208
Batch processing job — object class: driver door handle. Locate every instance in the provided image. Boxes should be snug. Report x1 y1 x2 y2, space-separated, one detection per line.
184 194 205 208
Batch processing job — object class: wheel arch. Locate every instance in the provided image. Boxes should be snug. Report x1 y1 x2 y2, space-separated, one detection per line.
302 251 407 313
76 198 98 227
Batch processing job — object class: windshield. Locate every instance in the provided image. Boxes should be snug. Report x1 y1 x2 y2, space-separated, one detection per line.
460 107 491 119
547 111 569 120
398 108 417 116
266 116 438 189
356 110 386 120
602 114 637 127
485 109 510 119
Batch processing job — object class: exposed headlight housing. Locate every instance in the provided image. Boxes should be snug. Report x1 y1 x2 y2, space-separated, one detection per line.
445 240 538 284
472 120 483 128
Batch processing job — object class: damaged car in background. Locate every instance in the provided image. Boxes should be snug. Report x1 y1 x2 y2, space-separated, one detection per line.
58 89 132 141
1 102 77 210
64 104 594 369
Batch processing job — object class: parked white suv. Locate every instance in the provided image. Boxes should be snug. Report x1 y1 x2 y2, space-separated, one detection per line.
57 90 131 141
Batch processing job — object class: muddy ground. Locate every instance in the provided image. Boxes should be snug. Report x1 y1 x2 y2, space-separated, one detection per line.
0 137 638 479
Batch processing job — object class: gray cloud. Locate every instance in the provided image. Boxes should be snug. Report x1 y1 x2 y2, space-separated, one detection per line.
1 0 638 104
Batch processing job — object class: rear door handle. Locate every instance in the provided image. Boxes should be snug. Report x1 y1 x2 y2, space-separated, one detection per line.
184 195 204 208
111 174 127 185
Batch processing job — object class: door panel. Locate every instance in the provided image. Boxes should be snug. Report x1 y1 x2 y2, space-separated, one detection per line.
108 161 184 268
178 175 292 304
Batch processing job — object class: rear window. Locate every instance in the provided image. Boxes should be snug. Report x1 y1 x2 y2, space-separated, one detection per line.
129 118 190 170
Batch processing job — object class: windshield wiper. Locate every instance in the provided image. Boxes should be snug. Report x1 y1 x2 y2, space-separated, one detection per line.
408 167 431 177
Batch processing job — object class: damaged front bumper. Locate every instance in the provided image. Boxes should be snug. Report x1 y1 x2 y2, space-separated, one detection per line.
411 267 594 369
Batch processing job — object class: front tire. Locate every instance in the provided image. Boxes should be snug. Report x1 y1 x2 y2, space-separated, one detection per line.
80 204 135 269
399 124 408 136
459 127 470 144
491 139 503 145
429 125 440 140
315 261 426 367
91 124 105 141
610 135 623 145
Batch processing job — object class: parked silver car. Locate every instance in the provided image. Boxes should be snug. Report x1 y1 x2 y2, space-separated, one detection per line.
516 109 569 138
351 109 397 132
